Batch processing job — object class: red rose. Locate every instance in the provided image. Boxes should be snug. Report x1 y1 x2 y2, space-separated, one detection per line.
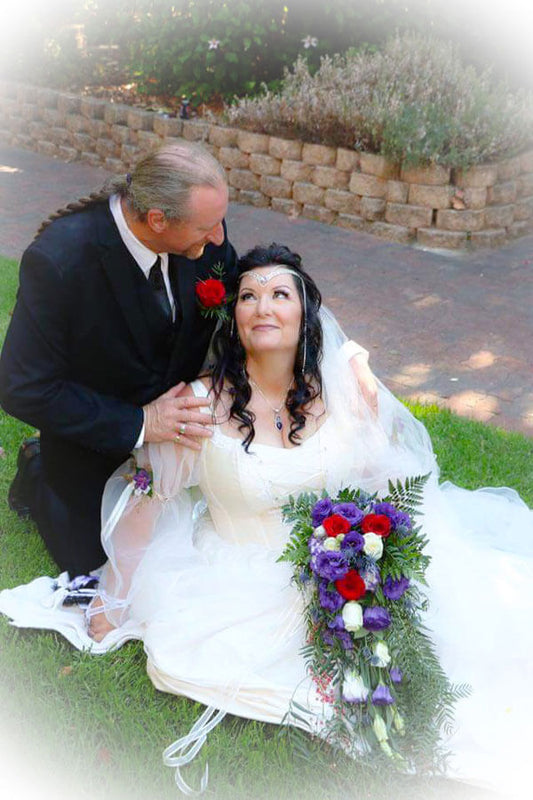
196 278 226 308
335 569 366 600
361 514 391 538
322 514 351 537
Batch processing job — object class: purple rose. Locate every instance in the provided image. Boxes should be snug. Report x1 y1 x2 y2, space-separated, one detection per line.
383 575 410 600
372 684 395 705
373 502 412 530
318 581 344 612
390 667 403 683
333 503 364 527
312 498 334 526
340 530 365 553
359 561 381 592
363 606 391 631
313 551 349 581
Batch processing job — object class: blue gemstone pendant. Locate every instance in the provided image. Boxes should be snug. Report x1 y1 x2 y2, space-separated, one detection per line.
275 414 283 431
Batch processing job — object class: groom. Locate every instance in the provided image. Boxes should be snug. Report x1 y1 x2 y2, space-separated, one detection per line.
0 142 237 576
0 141 377 578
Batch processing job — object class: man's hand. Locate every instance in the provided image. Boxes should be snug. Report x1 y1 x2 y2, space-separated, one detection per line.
143 383 213 450
349 353 379 414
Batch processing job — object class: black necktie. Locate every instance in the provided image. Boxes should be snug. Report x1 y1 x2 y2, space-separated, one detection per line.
149 256 172 320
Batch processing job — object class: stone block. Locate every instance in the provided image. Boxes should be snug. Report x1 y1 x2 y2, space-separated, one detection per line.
37 140 58 157
127 108 154 131
371 222 413 244
386 180 409 204
455 164 498 188
58 145 78 162
271 198 301 216
182 120 209 141
514 197 533 221
484 204 515 228
293 182 325 205
324 189 360 215
121 144 139 166
218 146 249 169
260 175 291 199
153 115 183 138
336 148 359 172
96 138 120 159
516 173 533 198
280 159 312 182
42 108 61 126
13 134 32 148
87 119 108 138
71 132 94 152
250 153 281 176
301 205 336 224
80 151 103 167
385 203 432 228
228 168 260 191
136 130 161 150
80 97 106 119
359 152 399 179
238 190 270 208
50 126 72 146
104 157 124 173
417 228 468 249
104 104 130 125
28 121 47 140
20 103 41 121
336 214 366 231
509 220 532 237
65 115 90 134
400 164 450 185
311 166 349 189
56 93 81 114
470 229 508 248
301 143 336 166
497 156 521 180
487 181 517 205
110 124 132 145
209 125 239 147
360 196 386 220
237 130 269 154
349 172 387 198
408 184 452 209
520 151 533 172
227 186 239 202
463 187 487 209
269 136 302 160
436 209 485 232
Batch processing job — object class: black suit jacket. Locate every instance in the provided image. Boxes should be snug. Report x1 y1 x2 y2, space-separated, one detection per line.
0 201 237 519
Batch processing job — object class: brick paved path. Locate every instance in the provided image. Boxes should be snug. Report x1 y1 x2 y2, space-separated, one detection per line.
1 145 532 435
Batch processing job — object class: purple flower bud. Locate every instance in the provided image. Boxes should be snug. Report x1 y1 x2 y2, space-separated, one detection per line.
133 468 151 493
371 684 395 705
318 581 344 612
312 498 334 527
389 667 403 683
336 629 354 651
313 551 349 581
333 503 364 526
340 530 365 553
383 575 410 600
363 606 391 631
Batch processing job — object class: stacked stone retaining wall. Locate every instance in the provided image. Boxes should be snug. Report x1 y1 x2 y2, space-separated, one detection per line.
1 81 532 249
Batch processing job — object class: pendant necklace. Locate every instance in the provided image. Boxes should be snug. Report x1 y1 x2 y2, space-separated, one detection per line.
249 377 293 432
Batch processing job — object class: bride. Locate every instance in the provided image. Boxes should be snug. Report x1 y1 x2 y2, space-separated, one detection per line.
1 243 532 798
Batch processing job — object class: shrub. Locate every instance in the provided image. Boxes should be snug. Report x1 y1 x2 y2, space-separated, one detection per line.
225 32 533 168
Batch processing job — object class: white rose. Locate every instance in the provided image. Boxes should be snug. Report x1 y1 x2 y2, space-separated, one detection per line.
373 640 391 667
373 714 388 743
342 601 363 632
342 671 369 703
363 532 383 560
314 525 326 539
323 536 341 551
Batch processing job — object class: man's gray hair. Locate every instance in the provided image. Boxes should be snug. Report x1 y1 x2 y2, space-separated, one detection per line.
36 141 227 236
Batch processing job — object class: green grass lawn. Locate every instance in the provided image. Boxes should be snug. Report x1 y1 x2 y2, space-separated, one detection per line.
0 254 529 800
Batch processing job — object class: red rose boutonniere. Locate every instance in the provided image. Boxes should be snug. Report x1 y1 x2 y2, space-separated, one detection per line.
195 263 232 322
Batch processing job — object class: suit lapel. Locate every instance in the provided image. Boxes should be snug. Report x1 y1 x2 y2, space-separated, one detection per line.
165 255 198 381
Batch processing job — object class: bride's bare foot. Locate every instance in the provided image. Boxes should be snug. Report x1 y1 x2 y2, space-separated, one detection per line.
87 595 116 642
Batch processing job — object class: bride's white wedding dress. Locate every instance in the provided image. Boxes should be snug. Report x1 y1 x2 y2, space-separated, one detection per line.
1 311 532 798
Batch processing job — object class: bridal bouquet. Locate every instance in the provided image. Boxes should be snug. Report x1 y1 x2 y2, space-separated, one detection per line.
280 476 466 770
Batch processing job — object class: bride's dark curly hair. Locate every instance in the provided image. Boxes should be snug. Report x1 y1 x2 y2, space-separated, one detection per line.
210 243 323 450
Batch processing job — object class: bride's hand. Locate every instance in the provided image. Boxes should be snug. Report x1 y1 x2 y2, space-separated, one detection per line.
87 595 116 642
349 352 378 415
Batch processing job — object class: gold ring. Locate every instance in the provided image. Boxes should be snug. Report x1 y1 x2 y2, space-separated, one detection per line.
174 433 182 443
179 422 187 435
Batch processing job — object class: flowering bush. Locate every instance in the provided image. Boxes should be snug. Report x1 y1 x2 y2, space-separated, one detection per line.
226 32 533 168
279 476 468 768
